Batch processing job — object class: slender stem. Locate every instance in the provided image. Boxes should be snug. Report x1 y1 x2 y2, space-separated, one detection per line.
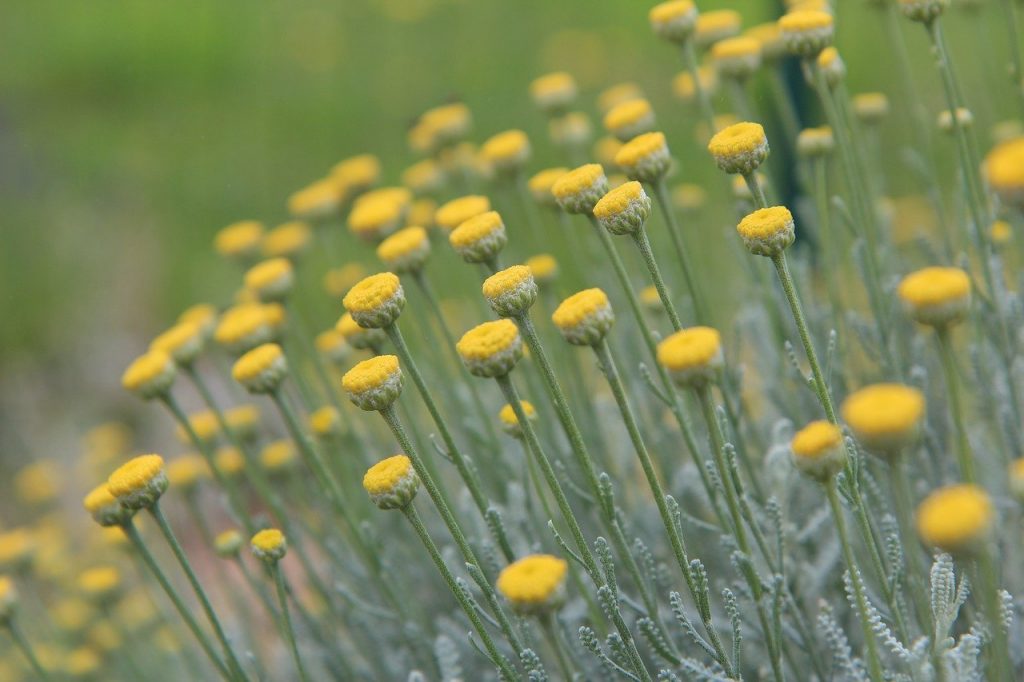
888 458 931 633
743 172 770 211
811 156 845 327
935 327 976 483
770 252 836 423
630 228 683 330
651 179 708 325
825 481 885 682
270 563 311 682
1000 0 1024 113
161 393 255 534
121 522 232 680
681 39 716 137
384 323 514 561
592 339 729 667
401 504 518 680
494 374 652 682
378 404 526 656
5 619 52 681
539 614 574 681
976 548 1012 680
149 504 248 681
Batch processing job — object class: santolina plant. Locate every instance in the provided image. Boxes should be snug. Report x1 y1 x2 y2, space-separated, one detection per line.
4 1 1024 680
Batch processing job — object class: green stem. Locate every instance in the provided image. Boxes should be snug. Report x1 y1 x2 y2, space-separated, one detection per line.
122 522 232 680
592 339 729 667
149 504 248 681
888 458 931 634
826 481 885 682
270 563 311 682
681 39 716 138
976 548 1012 680
384 323 515 561
1000 0 1024 113
935 327 976 483
539 614 575 680
378 404 525 656
494 374 652 682
651 179 708 325
5 619 52 682
630 228 684 330
401 504 518 680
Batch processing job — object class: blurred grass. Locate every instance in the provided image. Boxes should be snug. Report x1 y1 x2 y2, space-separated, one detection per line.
0 0 1009 367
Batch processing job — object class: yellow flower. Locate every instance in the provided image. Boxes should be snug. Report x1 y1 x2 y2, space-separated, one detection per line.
916 484 993 554
261 439 297 472
331 153 381 193
985 136 1024 208
816 47 845 87
408 197 438 229
603 99 655 142
457 319 523 378
176 410 219 445
525 168 567 208
672 183 707 213
14 461 60 505
78 566 121 601
323 263 368 299
853 93 889 125
1010 458 1024 501
150 321 204 366
614 132 671 183
530 72 577 114
778 10 834 57
672 66 718 103
796 126 834 158
342 355 403 411
593 181 651 236
215 446 246 478
435 195 492 231
897 267 971 327
377 226 431 273
496 554 569 614
711 36 762 80
250 528 287 562
841 384 925 455
348 191 408 243
736 206 795 256
214 529 244 558
107 454 167 510
166 455 209 492
225 404 261 440
694 9 742 50
0 529 35 570
657 327 723 387
990 220 1013 246
363 455 420 509
745 22 785 61
480 130 531 174
64 647 101 676
649 1 698 43
593 136 625 169
417 103 472 149
83 485 128 527
315 329 350 365
450 211 507 264
708 122 769 175
244 257 295 303
232 343 287 394
552 288 615 346
288 177 343 222
262 221 312 259
335 312 386 351
526 254 558 284
214 303 273 355
309 406 342 438
178 302 219 338
790 421 846 480
498 401 536 439
552 163 610 214
0 576 16 621
215 220 264 261
121 350 176 400
343 272 405 328
482 265 537 317
548 111 592 147
402 159 445 196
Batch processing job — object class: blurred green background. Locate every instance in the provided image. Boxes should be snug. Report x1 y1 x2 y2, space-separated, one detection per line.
0 0 1011 436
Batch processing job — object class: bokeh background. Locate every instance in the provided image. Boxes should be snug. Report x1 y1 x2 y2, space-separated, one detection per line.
0 0 1008 483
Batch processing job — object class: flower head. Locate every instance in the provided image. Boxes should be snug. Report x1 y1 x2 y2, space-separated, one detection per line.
900 0 948 22
778 10 834 57
0 529 35 571
348 190 409 243
480 130 531 175
122 350 176 400
897 267 970 327
342 355 403 411
331 154 381 193
262 221 312 259
288 178 342 222
985 136 1024 209
450 211 508 264
214 304 274 355
107 454 168 511
528 168 569 207
0 577 17 622
1010 459 1024 501
841 384 925 455
796 126 834 158
150 321 204 367
83 485 129 527
657 327 723 387
526 254 559 285
226 404 261 441
694 10 742 51
673 67 718 104
483 265 538 317
853 93 889 125
615 132 671 183
377 226 431 274
708 122 769 175
498 401 536 439
603 99 656 142
435 195 491 231
250 529 287 562
166 455 209 493
496 554 569 614
79 567 121 602
232 343 287 394
363 455 420 510
745 22 786 61
343 272 405 328
736 206 795 256
552 289 615 346
593 181 651 235
457 320 524 377
261 440 297 473
791 421 846 481
916 484 992 554
245 258 295 303
315 329 351 366
598 82 645 114
711 36 762 80
215 446 245 478
214 530 244 558
552 164 610 214
530 72 577 115
215 221 264 262
402 159 445 196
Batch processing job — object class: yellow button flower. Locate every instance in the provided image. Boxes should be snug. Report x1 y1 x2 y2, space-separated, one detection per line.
215 220 264 261
496 554 569 614
498 401 536 439
530 72 577 115
736 206 795 256
457 319 523 378
342 355 403 411
363 455 419 509
552 288 615 346
916 484 993 554
482 265 537 317
107 454 168 511
343 272 405 328
121 350 176 400
790 420 846 481
250 528 287 562
614 132 671 183
657 327 723 387
897 267 970 327
450 211 507 264
232 343 287 394
708 122 769 175
435 195 491 231
377 226 430 274
841 383 925 455
603 98 655 142
553 163 610 214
